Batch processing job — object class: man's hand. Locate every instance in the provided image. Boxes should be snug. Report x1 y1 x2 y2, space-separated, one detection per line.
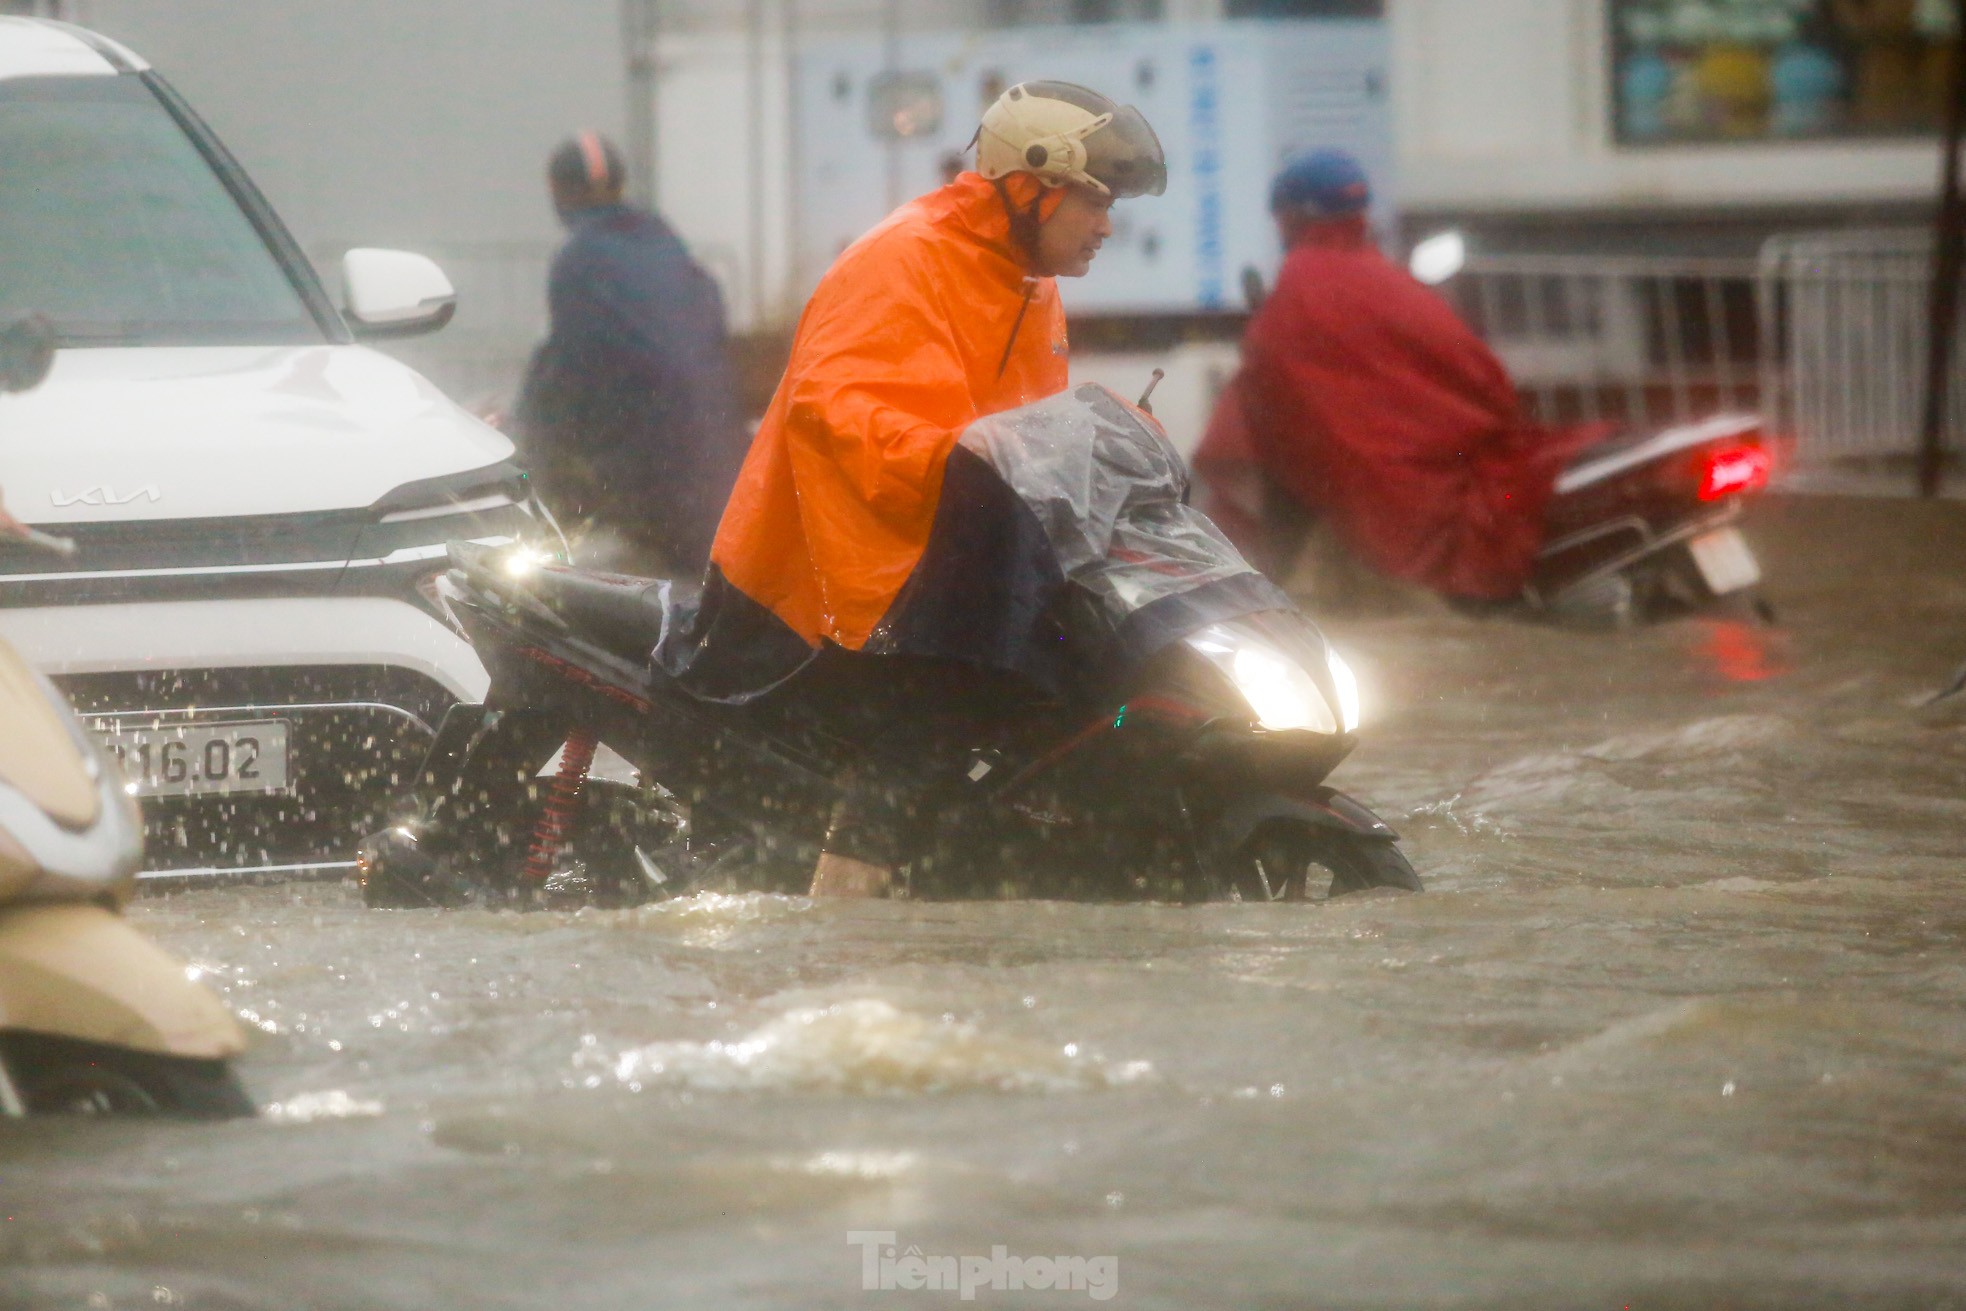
0 491 74 556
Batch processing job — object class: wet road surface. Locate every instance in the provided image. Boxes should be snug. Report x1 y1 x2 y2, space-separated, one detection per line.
4 494 1965 1310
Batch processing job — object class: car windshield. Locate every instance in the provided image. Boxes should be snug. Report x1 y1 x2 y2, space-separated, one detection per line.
0 75 319 346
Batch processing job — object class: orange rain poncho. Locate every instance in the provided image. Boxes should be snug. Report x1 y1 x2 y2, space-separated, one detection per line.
711 172 1069 651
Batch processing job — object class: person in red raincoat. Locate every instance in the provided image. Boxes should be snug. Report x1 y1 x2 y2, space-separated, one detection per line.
701 81 1166 896
1194 150 1590 603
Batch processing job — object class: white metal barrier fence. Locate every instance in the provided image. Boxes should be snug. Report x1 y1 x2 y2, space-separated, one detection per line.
1441 252 1763 434
1446 239 1963 490
1757 228 1966 468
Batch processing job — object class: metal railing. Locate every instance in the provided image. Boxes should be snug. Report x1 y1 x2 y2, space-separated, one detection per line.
1445 239 1964 492
1757 228 1965 469
1440 252 1764 432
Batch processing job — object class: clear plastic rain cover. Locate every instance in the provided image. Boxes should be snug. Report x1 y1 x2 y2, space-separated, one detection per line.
956 383 1262 635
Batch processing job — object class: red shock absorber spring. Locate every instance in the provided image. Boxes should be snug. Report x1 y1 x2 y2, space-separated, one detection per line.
522 728 598 883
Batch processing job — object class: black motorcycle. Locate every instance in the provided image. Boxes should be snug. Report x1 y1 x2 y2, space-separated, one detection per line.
357 384 1421 908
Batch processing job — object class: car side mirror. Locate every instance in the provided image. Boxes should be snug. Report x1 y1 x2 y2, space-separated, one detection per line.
341 248 456 338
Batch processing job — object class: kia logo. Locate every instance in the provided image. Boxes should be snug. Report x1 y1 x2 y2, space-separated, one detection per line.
51 485 161 507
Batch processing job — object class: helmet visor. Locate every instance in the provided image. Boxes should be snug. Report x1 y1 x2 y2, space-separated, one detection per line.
1084 104 1166 198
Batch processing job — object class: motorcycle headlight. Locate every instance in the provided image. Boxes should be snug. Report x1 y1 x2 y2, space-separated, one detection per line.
1325 647 1362 734
1184 623 1352 736
501 544 549 579
1230 642 1334 734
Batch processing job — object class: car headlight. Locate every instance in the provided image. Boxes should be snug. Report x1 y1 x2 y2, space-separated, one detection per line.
1184 623 1352 736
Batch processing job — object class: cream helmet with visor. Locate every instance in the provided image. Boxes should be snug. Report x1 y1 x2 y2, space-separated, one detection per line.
974 81 1167 198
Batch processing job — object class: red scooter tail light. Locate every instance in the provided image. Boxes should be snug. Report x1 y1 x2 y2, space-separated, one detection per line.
1697 442 1772 503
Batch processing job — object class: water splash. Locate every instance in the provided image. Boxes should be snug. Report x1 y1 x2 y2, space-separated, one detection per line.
587 999 1155 1095
264 1089 384 1123
1406 793 1511 837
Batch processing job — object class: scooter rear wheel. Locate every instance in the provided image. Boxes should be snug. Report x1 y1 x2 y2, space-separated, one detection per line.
0 1032 254 1119
1219 819 1422 901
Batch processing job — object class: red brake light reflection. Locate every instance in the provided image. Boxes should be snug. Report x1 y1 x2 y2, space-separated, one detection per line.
1697 443 1772 502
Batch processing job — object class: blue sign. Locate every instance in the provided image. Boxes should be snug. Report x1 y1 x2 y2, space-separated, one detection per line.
1188 44 1225 309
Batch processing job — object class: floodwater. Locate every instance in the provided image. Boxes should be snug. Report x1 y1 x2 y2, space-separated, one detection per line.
6 495 1965 1310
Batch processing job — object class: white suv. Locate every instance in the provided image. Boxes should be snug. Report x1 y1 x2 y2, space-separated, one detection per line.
0 19 537 882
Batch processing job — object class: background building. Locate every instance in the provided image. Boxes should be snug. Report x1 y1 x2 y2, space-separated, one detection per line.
54 0 1956 305
23 0 1959 461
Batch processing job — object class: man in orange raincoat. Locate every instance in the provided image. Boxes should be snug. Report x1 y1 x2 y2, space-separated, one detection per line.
667 81 1166 896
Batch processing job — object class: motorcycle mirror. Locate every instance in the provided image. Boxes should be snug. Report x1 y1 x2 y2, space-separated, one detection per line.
0 316 55 394
1240 265 1268 313
1408 230 1468 286
1136 368 1166 415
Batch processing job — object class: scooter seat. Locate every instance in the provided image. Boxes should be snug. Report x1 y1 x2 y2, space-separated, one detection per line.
533 566 697 661
1557 413 1761 493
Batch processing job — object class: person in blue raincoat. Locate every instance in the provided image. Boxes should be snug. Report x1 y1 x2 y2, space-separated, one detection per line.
514 132 745 573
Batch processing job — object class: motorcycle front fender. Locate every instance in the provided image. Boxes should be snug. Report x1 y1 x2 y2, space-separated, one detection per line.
0 904 245 1060
1210 786 1400 854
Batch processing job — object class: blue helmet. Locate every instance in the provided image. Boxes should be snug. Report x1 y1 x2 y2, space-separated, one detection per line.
1269 148 1372 217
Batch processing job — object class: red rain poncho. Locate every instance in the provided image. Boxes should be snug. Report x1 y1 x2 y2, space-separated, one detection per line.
1197 218 1592 600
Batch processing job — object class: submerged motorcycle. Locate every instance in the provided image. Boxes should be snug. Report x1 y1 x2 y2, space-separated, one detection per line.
1230 251 1776 627
1530 412 1774 624
359 384 1421 908
0 319 251 1117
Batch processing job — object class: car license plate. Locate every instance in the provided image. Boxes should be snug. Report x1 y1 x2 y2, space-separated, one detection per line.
1687 527 1762 595
94 720 290 798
